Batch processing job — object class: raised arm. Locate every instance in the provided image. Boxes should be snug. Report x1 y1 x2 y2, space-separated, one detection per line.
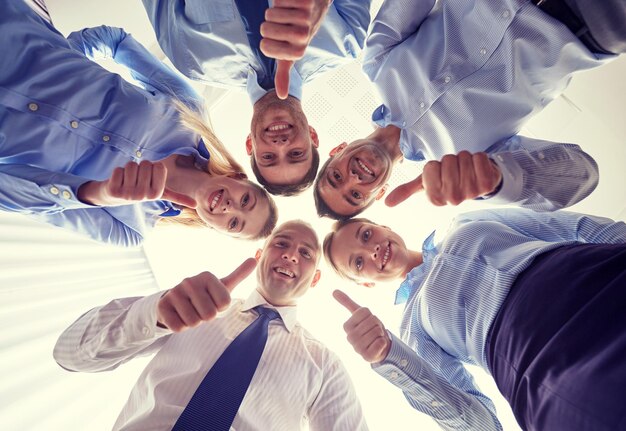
53 292 171 372
334 290 502 431
67 26 201 108
0 165 144 246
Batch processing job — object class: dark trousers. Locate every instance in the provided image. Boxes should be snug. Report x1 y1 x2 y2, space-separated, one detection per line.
533 0 626 54
487 243 626 431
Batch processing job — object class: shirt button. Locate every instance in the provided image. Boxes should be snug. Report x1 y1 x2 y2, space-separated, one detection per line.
444 76 451 84
135 150 142 158
62 190 71 199
70 120 79 129
419 101 425 108
480 47 487 55
102 135 111 142
142 327 150 336
399 359 408 368
501 10 510 18
28 103 39 111
431 400 442 407
389 371 399 380
538 152 545 160
50 186 59 195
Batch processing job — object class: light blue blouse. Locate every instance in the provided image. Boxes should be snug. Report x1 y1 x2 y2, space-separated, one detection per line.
0 1 208 246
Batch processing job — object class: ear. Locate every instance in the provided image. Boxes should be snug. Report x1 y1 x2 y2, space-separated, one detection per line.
358 281 375 288
308 125 319 148
245 134 253 156
254 248 263 262
374 183 389 200
310 269 321 287
329 142 347 157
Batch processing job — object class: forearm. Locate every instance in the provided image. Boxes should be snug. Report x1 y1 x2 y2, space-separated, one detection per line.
53 292 170 372
331 0 373 50
373 333 502 431
487 136 598 211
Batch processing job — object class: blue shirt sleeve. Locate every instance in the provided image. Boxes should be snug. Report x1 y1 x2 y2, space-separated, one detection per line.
66 26 202 109
332 0 374 50
373 331 502 431
455 208 626 245
485 135 599 211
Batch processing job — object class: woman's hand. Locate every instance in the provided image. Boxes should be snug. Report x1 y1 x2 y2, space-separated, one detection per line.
77 161 196 208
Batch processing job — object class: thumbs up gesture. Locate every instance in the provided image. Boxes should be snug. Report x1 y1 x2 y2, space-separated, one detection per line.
333 290 391 363
157 258 258 332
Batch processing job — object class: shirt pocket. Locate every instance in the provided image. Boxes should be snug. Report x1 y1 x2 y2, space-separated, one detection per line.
184 0 234 24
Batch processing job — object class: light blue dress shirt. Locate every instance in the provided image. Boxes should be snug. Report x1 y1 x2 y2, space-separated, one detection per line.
141 0 371 103
0 1 208 247
373 209 626 430
364 0 612 211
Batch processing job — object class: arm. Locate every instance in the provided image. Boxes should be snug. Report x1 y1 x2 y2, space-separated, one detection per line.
486 135 599 211
53 292 172 372
67 26 201 108
331 0 373 50
455 208 626 245
374 332 502 431
308 352 369 430
362 0 435 76
0 165 145 247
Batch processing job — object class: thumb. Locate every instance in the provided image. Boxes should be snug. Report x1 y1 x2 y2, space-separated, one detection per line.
333 289 361 314
162 188 197 209
384 175 424 207
221 257 257 292
274 60 293 100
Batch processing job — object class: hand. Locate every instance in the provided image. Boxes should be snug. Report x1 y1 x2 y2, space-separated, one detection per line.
260 0 331 99
157 258 258 332
333 290 391 363
385 151 502 207
77 161 196 208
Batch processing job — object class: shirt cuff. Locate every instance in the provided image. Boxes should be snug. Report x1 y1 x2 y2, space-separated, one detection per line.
372 331 422 381
482 152 524 204
126 291 172 340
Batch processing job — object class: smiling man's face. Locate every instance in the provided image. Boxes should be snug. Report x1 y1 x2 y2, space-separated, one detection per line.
256 221 321 306
248 94 319 188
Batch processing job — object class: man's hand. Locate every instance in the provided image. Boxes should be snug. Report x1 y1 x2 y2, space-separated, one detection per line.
333 290 391 363
157 258 258 332
77 161 196 208
385 151 502 207
260 0 331 99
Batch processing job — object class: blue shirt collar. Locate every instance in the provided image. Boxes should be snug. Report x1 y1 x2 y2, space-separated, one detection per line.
246 68 303 104
394 230 437 304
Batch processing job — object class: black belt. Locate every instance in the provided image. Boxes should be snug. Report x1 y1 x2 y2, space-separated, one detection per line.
532 0 613 54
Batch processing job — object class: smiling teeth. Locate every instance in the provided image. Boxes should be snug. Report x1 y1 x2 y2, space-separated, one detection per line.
358 159 374 175
210 190 223 211
382 245 390 268
276 268 295 277
268 124 290 131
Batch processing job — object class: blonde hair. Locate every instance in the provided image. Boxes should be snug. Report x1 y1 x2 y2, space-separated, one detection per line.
159 101 277 239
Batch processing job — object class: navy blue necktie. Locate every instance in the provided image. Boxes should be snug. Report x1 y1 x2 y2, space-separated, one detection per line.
232 0 276 90
172 307 281 431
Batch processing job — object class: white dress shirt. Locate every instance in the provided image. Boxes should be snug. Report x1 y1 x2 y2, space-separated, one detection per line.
54 290 368 430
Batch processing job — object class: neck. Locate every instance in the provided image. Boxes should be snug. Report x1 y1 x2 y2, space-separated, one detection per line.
403 250 423 278
366 125 403 163
161 154 209 202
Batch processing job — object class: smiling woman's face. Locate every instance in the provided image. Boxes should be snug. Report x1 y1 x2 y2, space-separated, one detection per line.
194 176 271 239
329 221 412 283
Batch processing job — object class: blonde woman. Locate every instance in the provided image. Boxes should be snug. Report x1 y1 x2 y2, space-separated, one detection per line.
0 1 277 246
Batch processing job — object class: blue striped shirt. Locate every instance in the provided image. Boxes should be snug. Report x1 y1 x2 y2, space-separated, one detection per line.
374 209 626 430
0 2 207 246
364 0 612 211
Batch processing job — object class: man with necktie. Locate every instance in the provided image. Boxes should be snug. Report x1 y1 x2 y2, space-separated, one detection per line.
141 0 371 196
53 220 368 430
314 0 625 220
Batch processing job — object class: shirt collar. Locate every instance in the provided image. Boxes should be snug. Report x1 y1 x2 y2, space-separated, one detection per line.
394 230 437 305
246 68 304 104
242 289 298 332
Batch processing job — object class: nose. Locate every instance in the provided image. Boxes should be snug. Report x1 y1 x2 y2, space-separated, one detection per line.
220 199 232 213
370 244 381 261
282 250 298 264
271 135 289 145
348 168 363 182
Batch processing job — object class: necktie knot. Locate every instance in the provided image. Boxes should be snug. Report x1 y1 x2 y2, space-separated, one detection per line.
255 306 280 322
